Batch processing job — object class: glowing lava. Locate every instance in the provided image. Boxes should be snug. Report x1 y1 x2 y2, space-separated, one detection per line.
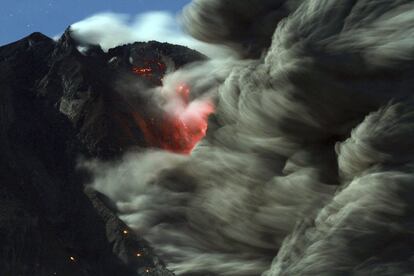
129 60 214 154
132 61 167 85
132 83 214 154
132 67 152 75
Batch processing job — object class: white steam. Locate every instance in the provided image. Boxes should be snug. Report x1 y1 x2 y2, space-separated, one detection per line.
70 11 231 58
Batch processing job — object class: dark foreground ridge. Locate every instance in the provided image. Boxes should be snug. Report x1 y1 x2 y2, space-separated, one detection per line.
0 29 204 276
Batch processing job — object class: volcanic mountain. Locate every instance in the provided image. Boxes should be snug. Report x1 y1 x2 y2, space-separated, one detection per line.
0 29 204 276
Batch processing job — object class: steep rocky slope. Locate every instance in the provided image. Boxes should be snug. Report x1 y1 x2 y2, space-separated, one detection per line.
0 29 204 276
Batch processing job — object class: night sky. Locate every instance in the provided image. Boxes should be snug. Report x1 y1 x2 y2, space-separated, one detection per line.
0 0 191 46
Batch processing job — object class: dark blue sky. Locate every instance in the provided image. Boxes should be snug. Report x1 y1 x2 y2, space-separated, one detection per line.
0 0 191 46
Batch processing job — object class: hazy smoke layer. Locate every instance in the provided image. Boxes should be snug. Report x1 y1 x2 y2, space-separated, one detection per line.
85 0 414 275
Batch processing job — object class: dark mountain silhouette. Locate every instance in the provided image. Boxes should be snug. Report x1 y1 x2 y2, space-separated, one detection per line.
0 29 204 276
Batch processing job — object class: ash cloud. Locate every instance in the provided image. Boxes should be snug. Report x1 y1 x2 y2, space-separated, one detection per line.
83 0 414 275
181 0 302 58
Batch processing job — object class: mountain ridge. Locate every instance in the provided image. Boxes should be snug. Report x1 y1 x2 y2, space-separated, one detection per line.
0 29 204 276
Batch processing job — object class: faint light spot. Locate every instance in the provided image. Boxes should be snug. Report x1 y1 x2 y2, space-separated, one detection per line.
136 252 142 257
69 256 76 262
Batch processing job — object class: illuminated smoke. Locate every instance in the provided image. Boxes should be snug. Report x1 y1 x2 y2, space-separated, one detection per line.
156 82 214 154
84 0 414 275
131 80 215 154
126 58 217 154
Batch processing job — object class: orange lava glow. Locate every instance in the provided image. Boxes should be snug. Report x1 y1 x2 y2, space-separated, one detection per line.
132 83 214 154
132 61 166 78
132 67 152 75
129 61 214 154
132 61 167 86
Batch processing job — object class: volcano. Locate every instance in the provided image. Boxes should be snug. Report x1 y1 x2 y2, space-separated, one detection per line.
0 28 205 275
4 0 414 275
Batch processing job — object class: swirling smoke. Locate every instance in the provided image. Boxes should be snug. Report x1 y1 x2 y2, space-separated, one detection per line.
84 0 414 275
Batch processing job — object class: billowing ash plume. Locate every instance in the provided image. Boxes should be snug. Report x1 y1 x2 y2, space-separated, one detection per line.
83 0 414 275
182 0 302 57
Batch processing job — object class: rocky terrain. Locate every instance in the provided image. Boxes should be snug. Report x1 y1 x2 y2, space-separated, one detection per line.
0 28 204 276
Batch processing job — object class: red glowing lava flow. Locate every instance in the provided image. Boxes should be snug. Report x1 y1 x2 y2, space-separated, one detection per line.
132 67 152 75
131 82 214 154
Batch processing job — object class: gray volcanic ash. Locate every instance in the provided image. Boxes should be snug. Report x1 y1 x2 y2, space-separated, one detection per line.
86 0 414 275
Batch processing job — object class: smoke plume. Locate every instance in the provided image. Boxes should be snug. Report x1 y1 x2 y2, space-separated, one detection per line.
84 0 414 275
